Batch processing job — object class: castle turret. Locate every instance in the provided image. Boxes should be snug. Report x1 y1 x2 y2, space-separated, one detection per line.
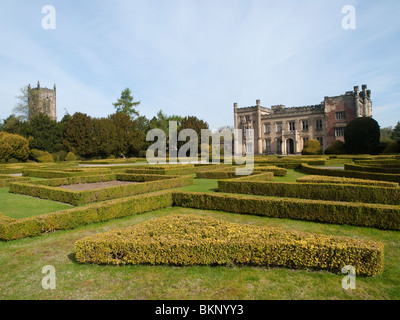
28 82 57 122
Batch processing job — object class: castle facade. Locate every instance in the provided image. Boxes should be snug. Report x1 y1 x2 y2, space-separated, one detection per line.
233 85 372 155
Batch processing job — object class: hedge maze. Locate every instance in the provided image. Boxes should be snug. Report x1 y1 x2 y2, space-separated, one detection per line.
1 155 400 279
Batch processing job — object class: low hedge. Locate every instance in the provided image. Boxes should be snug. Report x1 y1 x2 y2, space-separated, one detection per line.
172 191 400 230
301 163 400 183
0 191 173 241
0 175 30 188
296 175 399 188
10 174 193 206
218 179 400 205
345 164 400 174
74 214 384 276
21 168 112 179
125 164 197 175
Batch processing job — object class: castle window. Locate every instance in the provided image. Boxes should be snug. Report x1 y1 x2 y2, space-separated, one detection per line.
303 137 309 145
265 124 271 134
335 127 345 137
289 121 295 132
335 111 346 120
276 123 282 133
265 139 271 153
316 119 323 130
316 137 323 148
302 120 309 131
245 115 251 122
277 139 282 154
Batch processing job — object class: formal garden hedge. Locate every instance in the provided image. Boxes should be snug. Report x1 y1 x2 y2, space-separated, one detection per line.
345 163 400 174
301 163 400 183
74 214 384 276
125 164 198 175
172 191 400 230
296 175 399 188
21 168 112 179
0 191 173 241
218 179 400 205
0 174 30 188
10 173 193 205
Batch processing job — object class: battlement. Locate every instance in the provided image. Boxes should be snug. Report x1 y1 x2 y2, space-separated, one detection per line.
28 81 57 122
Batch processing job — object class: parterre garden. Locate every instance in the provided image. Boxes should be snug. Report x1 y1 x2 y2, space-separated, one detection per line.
1 155 400 299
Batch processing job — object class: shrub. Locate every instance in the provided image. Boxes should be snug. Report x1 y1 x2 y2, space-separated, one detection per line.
172 191 400 230
0 132 30 162
325 140 347 155
65 152 77 161
301 139 322 155
344 117 380 154
345 163 400 174
74 214 384 276
30 149 54 163
382 141 400 154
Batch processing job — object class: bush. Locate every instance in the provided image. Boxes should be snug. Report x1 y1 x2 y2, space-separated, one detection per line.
325 140 347 155
65 152 77 161
345 163 400 174
344 117 380 154
30 149 54 163
383 141 400 154
296 175 399 188
74 214 384 276
172 191 400 230
218 179 400 205
0 132 30 162
301 139 322 155
0 191 173 241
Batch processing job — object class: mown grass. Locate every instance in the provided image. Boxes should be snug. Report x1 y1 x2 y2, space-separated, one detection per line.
0 206 399 300
0 187 73 219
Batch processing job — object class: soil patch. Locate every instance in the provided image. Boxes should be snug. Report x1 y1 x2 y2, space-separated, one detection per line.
60 181 138 191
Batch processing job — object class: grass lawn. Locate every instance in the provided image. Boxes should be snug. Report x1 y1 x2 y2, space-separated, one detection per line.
0 206 399 300
0 187 73 219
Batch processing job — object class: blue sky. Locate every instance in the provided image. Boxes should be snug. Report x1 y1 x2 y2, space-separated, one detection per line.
0 0 399 129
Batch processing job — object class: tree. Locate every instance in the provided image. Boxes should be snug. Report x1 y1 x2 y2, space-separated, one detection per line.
0 115 28 135
113 88 140 118
391 122 400 141
24 113 63 153
380 126 393 142
344 117 380 154
63 112 95 157
12 86 31 122
301 139 322 155
178 116 209 153
382 141 400 154
92 117 118 158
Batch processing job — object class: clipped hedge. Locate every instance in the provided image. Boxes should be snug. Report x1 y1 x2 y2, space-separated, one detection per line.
0 175 30 188
74 214 384 276
301 163 400 183
22 168 111 179
172 191 400 230
125 164 197 175
218 179 400 205
296 175 399 188
345 163 400 174
10 174 193 206
0 191 173 241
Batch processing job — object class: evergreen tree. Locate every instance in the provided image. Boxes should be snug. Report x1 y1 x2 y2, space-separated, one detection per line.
113 88 140 118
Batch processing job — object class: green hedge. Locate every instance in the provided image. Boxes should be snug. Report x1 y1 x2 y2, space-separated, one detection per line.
125 164 197 175
21 168 112 179
10 174 193 206
172 191 400 230
0 192 173 241
345 163 400 174
296 175 399 188
301 163 400 183
0 175 30 188
74 214 384 276
218 179 400 205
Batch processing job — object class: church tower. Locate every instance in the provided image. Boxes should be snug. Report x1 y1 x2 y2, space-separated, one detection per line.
28 81 57 121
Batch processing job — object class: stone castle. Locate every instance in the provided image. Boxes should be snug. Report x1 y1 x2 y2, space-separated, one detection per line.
28 81 57 122
234 85 372 155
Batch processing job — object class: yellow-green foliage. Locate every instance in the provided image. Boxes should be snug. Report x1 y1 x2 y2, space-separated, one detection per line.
301 139 322 155
297 175 399 188
30 149 54 163
0 132 30 162
0 191 173 241
172 191 400 230
218 179 400 205
125 164 197 175
10 174 193 205
196 166 285 179
0 174 30 187
65 152 77 161
345 163 400 174
74 214 384 276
